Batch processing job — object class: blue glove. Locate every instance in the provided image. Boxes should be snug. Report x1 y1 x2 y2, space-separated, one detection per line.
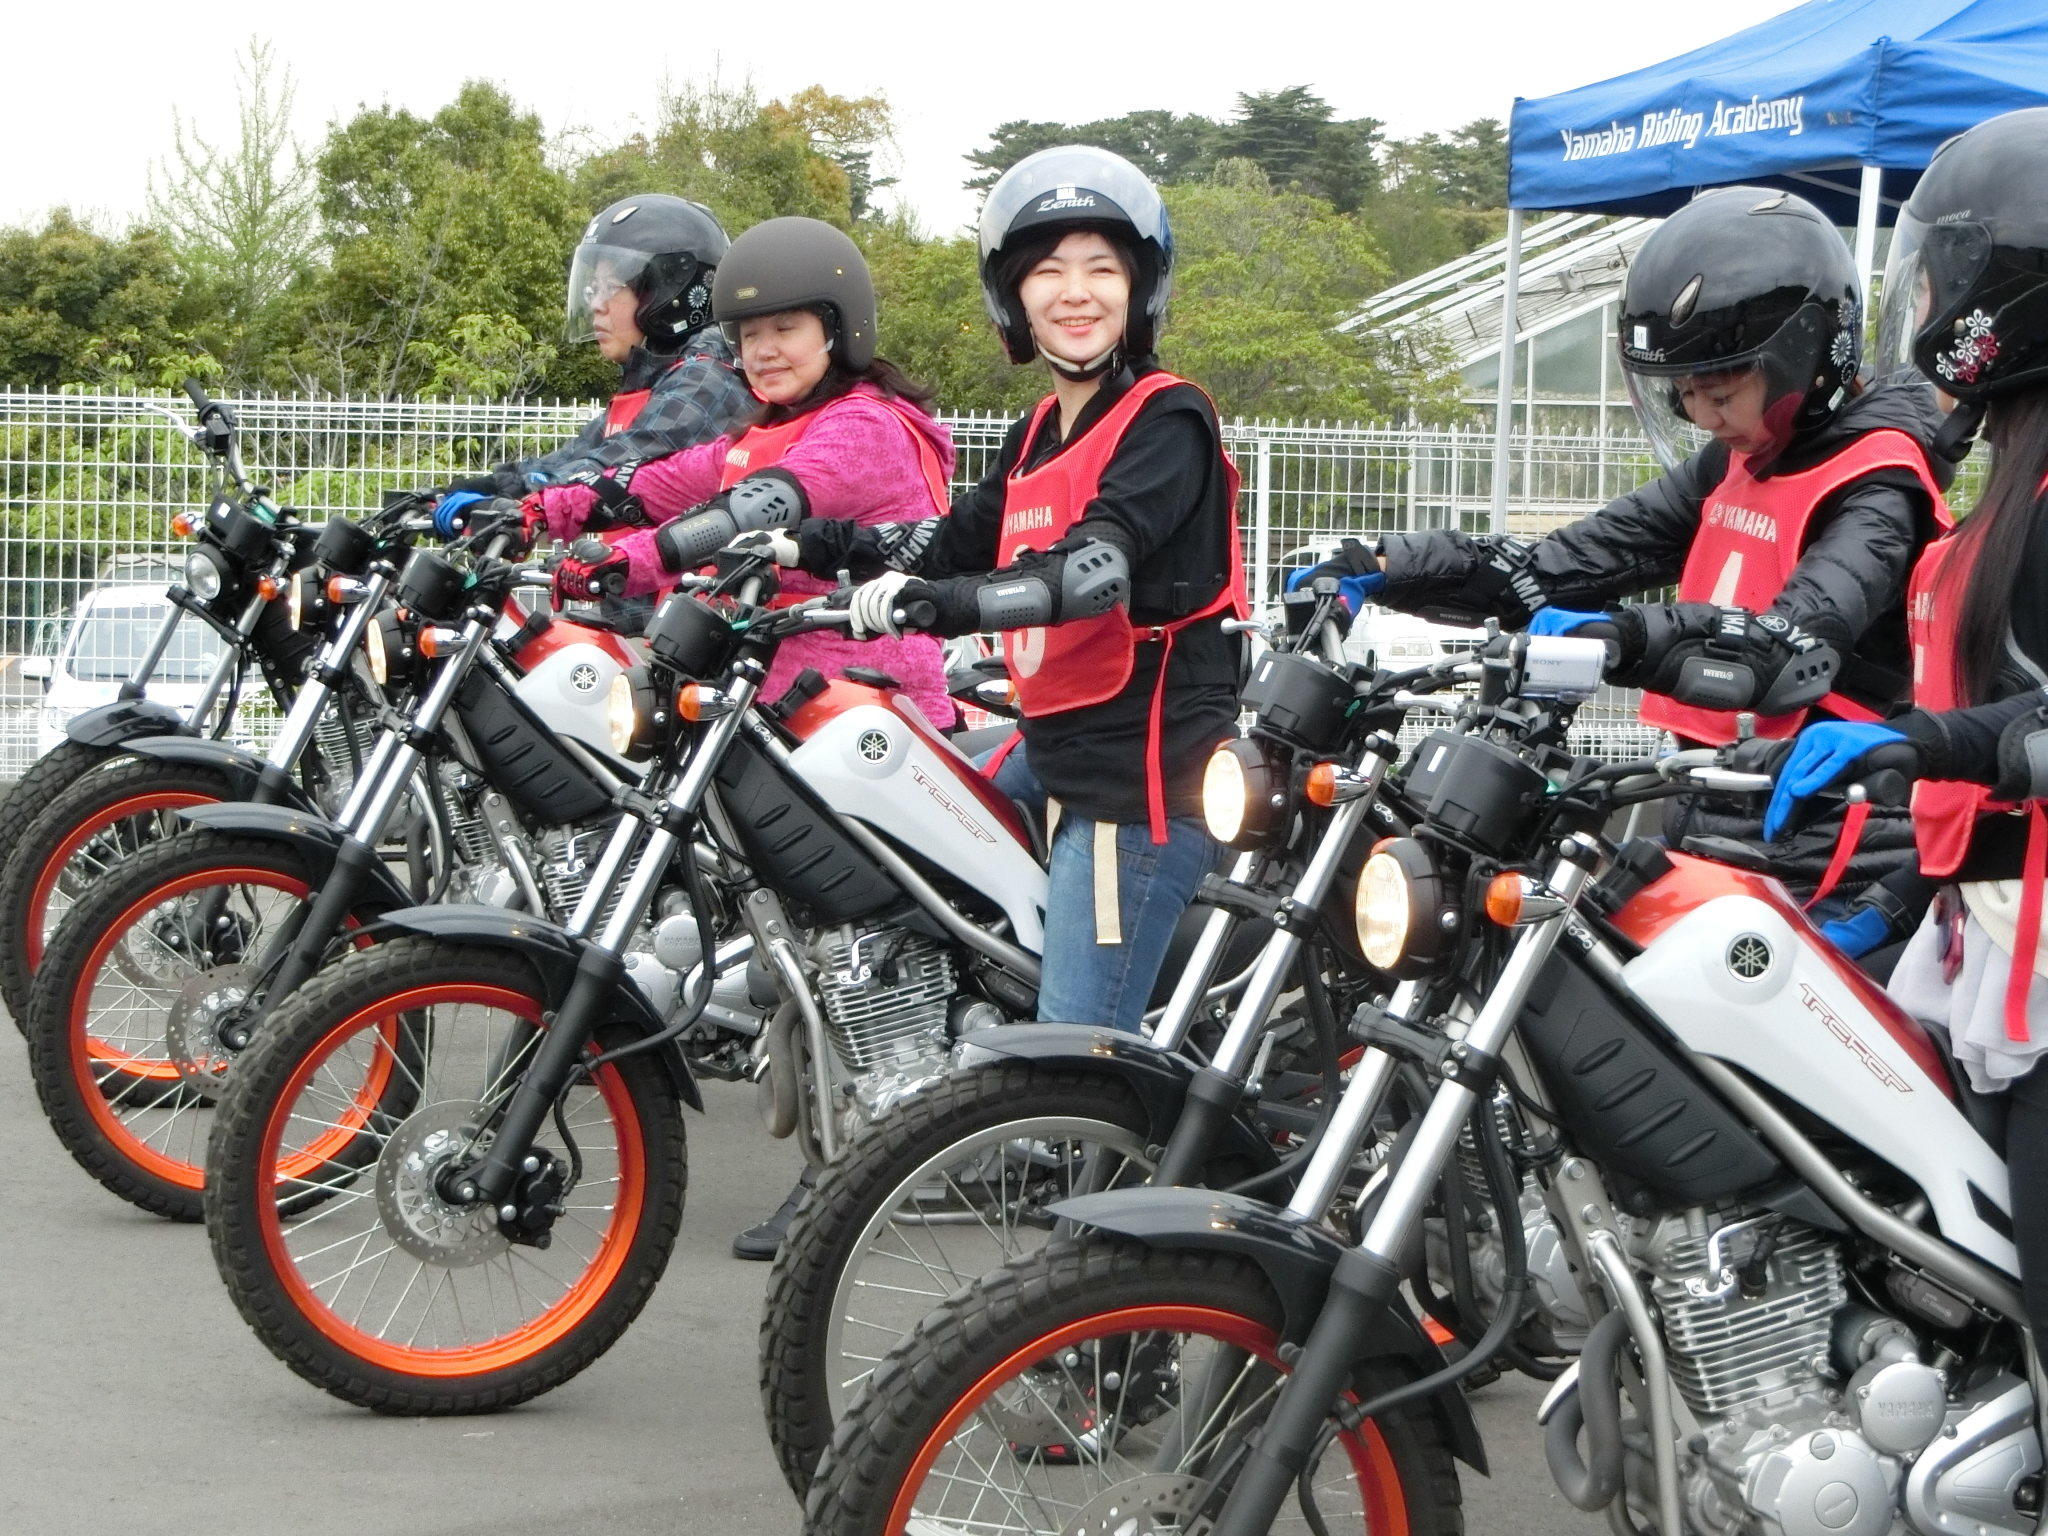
1819 905 1892 960
1763 722 1908 841
434 490 488 538
1285 564 1385 613
1528 607 1608 637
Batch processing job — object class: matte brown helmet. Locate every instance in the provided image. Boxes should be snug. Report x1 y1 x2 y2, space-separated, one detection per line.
712 217 877 371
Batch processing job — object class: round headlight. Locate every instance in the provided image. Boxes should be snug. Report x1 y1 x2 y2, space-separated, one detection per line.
1355 851 1416 970
606 672 639 754
364 616 389 686
1202 744 1249 843
1353 838 1449 977
184 549 225 603
1202 738 1288 848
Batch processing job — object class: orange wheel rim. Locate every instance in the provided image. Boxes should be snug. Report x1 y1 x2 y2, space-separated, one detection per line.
28 789 215 983
255 982 646 1378
886 1303 1409 1536
70 864 306 1189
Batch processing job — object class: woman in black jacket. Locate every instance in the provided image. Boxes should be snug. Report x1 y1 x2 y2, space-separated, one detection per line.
1305 189 1952 916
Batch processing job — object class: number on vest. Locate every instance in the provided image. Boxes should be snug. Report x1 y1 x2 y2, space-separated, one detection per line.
1009 626 1047 679
1707 551 1744 608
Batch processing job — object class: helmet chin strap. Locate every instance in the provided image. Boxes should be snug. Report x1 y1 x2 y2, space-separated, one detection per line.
1038 341 1120 381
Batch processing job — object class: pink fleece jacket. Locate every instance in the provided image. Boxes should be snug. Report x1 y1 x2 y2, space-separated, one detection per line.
538 384 958 728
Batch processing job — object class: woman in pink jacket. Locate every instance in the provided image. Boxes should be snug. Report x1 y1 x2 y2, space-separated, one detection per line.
536 216 958 730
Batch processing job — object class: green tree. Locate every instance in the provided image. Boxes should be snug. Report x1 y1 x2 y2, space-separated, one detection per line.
0 211 189 387
145 38 317 384
287 82 588 398
861 217 1039 418
965 111 1223 192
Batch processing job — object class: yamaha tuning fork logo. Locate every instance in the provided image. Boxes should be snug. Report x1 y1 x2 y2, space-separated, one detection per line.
857 730 891 763
569 662 601 694
1727 934 1773 979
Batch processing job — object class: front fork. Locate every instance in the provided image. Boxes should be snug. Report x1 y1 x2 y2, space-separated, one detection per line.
1204 837 1597 1536
462 672 761 1210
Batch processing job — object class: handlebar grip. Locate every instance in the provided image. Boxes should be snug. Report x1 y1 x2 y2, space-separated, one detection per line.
1853 767 1912 809
181 377 211 410
898 598 938 632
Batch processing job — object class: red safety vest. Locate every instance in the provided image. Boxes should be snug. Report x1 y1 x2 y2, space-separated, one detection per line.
710 392 950 608
1639 428 1949 743
1908 512 2048 1043
996 371 1249 842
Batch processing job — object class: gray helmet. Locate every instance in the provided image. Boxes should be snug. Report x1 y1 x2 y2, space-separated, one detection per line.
978 145 1174 364
712 217 877 371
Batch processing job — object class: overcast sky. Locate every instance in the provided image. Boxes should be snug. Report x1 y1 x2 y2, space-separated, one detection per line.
12 0 1794 239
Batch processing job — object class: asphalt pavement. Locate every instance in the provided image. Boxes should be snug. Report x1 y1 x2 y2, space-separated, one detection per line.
0 1016 1597 1536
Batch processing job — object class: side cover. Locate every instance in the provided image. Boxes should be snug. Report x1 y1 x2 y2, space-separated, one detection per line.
789 701 1047 950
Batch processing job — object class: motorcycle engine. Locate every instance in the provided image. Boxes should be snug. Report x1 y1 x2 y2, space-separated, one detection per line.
1624 1206 2039 1536
812 924 957 1123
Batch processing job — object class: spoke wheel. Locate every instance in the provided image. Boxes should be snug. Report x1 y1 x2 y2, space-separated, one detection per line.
0 746 220 1027
807 1240 1463 1536
24 831 348 1219
206 938 687 1414
766 1063 1266 1497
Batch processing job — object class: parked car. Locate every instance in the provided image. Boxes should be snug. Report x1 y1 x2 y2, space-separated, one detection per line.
24 579 231 758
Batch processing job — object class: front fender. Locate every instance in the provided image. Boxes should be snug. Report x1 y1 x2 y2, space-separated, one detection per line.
122 736 313 811
1050 1185 1488 1473
65 698 189 748
372 904 702 1111
954 1023 1279 1173
175 803 411 909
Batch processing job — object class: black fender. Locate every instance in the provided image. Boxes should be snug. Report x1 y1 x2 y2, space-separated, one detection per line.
1050 1185 1488 1474
120 735 315 811
954 1023 1280 1174
64 698 188 748
370 903 703 1111
173 803 413 909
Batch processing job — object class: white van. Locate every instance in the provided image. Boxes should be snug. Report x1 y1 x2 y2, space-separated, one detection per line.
23 579 231 758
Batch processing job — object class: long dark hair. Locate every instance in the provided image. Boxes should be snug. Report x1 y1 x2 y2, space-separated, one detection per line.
1943 387 2048 703
750 309 937 427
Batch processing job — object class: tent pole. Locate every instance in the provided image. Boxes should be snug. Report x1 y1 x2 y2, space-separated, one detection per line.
1854 165 1883 307
1489 207 1523 535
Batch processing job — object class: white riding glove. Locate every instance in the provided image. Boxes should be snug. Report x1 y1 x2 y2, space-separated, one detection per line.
847 570 918 640
724 529 800 567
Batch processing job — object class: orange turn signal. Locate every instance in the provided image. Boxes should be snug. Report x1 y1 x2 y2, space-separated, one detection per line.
324 576 351 604
1484 873 1525 927
418 627 456 660
675 683 705 722
1305 762 1339 808
170 512 200 537
255 575 282 602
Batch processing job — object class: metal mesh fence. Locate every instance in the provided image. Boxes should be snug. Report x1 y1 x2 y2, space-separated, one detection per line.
0 388 1795 776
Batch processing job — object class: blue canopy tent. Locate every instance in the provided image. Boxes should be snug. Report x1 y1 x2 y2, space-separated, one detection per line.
1486 0 2048 526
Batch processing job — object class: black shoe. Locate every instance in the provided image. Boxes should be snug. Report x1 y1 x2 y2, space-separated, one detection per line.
731 1167 817 1261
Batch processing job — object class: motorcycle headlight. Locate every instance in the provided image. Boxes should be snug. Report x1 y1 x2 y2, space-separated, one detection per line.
288 569 314 631
606 671 644 755
1353 837 1451 977
184 548 226 603
1202 739 1288 848
365 615 389 686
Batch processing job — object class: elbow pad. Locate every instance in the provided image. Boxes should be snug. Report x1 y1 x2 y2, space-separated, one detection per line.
947 539 1132 633
654 468 810 574
1994 698 2048 800
1610 603 1840 713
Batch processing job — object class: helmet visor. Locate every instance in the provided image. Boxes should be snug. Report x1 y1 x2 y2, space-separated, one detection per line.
1620 304 1834 474
1623 359 1768 474
1876 208 1995 391
566 244 652 345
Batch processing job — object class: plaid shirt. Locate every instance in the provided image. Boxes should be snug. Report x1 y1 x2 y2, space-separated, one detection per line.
518 330 755 489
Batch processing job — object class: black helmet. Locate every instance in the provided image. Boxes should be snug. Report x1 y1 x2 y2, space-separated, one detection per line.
567 195 731 353
978 145 1174 366
1878 107 2048 407
712 217 877 371
1617 187 1861 472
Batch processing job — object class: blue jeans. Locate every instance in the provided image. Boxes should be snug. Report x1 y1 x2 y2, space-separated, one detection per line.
988 742 1218 1033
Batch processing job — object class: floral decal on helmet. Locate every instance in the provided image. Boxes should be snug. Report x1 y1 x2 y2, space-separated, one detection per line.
1937 308 2002 384
1830 299 1860 378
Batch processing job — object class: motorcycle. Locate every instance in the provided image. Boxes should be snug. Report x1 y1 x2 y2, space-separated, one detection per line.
804 629 2030 1536
23 522 655 1218
0 380 362 1023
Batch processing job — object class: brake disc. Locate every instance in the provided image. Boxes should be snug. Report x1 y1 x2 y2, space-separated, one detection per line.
164 964 252 1092
1061 1473 1210 1536
374 1100 506 1267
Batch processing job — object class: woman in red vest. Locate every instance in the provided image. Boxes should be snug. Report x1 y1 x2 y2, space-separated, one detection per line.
1304 189 1951 915
1763 108 2048 1323
742 145 1245 1035
530 216 958 731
